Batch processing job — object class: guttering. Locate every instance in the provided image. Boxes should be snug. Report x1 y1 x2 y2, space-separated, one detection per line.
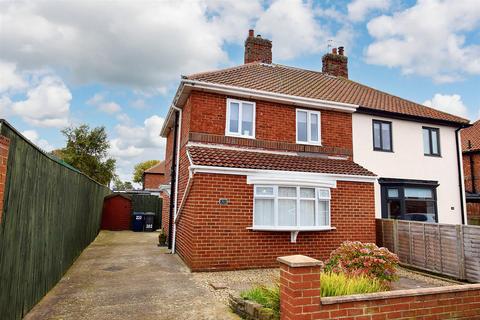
171 105 182 254
189 164 377 183
182 79 358 113
455 126 467 225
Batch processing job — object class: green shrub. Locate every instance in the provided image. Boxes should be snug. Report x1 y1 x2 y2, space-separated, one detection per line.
324 241 399 284
240 284 280 318
320 272 385 297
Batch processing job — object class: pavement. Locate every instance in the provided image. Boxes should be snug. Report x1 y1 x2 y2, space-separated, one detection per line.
24 231 239 320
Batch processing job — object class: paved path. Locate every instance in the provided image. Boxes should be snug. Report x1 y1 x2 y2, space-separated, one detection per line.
25 231 239 320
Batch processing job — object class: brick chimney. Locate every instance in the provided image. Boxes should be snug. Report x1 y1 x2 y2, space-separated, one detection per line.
322 46 348 78
244 29 272 64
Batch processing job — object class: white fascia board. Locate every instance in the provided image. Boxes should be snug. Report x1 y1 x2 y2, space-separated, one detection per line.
182 80 358 113
247 174 337 188
189 165 377 183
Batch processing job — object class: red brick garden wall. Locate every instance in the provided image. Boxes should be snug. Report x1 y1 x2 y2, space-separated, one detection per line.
174 173 375 271
278 255 480 320
0 135 9 223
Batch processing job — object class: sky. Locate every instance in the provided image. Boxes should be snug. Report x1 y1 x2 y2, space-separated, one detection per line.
1 0 480 184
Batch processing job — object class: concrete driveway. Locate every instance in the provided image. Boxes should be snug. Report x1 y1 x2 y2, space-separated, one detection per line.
25 231 239 320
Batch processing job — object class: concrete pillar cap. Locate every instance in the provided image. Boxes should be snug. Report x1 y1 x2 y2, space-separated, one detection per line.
277 255 323 267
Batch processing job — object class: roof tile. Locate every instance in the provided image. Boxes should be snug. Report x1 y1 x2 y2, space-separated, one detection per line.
462 120 480 152
188 63 468 124
188 146 375 177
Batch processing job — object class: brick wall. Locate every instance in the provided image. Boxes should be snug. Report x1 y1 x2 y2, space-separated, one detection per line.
143 173 166 190
174 174 375 271
463 152 480 194
467 202 480 225
0 135 9 223
187 91 353 152
278 255 480 320
160 191 170 236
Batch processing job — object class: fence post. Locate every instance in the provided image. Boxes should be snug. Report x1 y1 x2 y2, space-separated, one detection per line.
408 221 413 265
456 225 466 280
393 219 398 253
438 223 443 274
277 255 324 320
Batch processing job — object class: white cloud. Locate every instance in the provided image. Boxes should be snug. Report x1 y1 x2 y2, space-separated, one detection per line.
255 0 352 60
0 61 27 93
109 115 166 182
423 93 469 118
11 75 71 127
0 0 264 90
21 129 55 151
348 0 391 22
87 93 121 114
365 0 480 82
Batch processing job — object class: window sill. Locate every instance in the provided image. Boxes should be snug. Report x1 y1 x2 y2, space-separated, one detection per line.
296 141 322 146
373 148 394 153
247 226 335 232
424 154 442 158
225 133 255 140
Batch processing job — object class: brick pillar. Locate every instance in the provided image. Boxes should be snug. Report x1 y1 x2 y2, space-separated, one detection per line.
0 135 10 223
277 255 324 320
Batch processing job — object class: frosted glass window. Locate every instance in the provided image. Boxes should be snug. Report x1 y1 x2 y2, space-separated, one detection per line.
297 109 320 144
297 111 307 142
405 188 433 199
226 99 255 138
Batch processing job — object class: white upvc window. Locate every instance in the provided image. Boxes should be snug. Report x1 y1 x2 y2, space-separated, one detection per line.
296 109 321 145
253 185 331 230
226 98 255 138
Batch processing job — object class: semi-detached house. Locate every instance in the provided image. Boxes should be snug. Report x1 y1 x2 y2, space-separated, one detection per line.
159 30 469 271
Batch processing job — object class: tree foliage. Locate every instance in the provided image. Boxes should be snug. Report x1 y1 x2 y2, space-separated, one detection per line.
133 160 160 183
58 124 116 185
112 176 133 191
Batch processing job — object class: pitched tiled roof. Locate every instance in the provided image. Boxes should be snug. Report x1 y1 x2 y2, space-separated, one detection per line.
144 161 165 174
188 146 375 177
188 63 468 125
462 120 480 152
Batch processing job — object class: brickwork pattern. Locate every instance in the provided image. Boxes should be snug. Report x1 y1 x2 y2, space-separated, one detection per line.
143 173 166 190
278 255 480 320
174 174 375 271
0 135 9 223
244 34 272 64
463 152 480 194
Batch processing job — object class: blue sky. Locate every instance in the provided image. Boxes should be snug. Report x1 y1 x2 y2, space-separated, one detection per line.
1 0 479 183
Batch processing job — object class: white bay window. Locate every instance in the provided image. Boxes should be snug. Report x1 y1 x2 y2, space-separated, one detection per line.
226 98 255 138
253 185 331 230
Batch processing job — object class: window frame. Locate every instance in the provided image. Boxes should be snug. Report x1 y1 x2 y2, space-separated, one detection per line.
296 109 322 145
379 179 438 223
423 126 441 157
372 119 393 152
253 185 331 231
225 98 256 139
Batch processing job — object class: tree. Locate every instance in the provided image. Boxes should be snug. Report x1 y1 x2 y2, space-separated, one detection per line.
112 176 133 191
59 124 116 185
133 160 160 183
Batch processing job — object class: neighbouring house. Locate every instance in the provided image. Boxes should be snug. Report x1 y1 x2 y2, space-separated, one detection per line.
142 161 166 191
159 30 469 271
462 120 480 225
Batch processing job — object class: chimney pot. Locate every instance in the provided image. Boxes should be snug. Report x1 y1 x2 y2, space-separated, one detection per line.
332 48 337 55
248 29 254 37
338 46 344 56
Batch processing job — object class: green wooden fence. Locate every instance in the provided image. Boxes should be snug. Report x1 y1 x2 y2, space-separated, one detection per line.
130 193 162 230
0 120 111 319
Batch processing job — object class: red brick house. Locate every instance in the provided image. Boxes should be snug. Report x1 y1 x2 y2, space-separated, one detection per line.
462 120 480 224
142 161 166 191
160 30 469 271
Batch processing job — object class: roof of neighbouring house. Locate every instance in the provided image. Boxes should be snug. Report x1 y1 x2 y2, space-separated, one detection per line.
462 120 480 152
143 161 165 175
187 145 375 177
187 62 469 125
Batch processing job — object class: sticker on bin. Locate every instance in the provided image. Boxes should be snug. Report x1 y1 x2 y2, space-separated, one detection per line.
136 216 142 220
146 224 153 228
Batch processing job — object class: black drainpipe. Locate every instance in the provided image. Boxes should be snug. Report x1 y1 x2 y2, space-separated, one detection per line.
168 111 179 249
455 126 466 225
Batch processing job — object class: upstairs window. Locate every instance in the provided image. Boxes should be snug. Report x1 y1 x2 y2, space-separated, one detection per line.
226 98 255 138
373 120 392 152
423 127 440 156
296 109 321 145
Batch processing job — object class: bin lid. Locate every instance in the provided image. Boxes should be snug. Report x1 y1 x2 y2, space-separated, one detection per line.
133 212 144 216
144 212 155 216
